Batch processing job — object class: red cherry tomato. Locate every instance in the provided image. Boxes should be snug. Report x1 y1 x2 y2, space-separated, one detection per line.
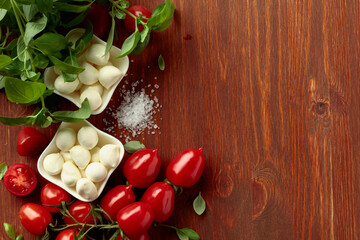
17 127 48 156
124 5 152 33
166 148 206 188
64 201 95 226
123 149 161 188
3 163 37 196
116 232 150 240
117 202 154 238
19 203 52 235
56 229 87 240
141 182 175 222
100 185 135 220
85 3 111 38
41 183 72 213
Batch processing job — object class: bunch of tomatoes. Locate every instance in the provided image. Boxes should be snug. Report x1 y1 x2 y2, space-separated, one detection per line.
5 127 206 240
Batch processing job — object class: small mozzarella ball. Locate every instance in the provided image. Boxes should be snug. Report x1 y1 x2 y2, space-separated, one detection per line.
76 178 98 200
70 145 91 169
56 128 76 151
80 89 102 111
77 126 98 150
60 151 72 162
90 147 101 162
78 62 99 85
61 161 81 187
98 66 123 89
96 61 113 70
85 44 110 66
85 162 107 182
80 82 104 96
54 66 62 75
54 75 79 94
43 153 64 175
100 144 120 168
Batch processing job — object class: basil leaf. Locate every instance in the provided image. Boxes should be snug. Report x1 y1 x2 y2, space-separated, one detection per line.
33 33 68 55
124 141 146 154
0 115 33 126
16 235 23 240
131 33 150 55
1 38 18 51
4 77 46 104
147 0 175 32
3 223 16 240
21 71 40 82
181 228 200 240
114 10 126 20
73 21 93 55
0 162 7 180
0 0 11 10
24 14 47 46
33 54 49 69
51 99 91 122
140 26 150 43
193 192 206 215
0 9 7 21
176 230 189 240
118 30 140 58
54 2 91 13
0 55 12 69
158 54 165 71
105 16 115 55
35 0 53 13
15 0 35 4
17 37 29 62
34 109 53 128
49 56 84 76
23 4 39 21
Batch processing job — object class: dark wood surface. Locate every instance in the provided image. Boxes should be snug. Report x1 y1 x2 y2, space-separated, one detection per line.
1 0 360 239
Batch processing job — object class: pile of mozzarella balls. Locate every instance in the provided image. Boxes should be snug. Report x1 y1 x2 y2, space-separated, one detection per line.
53 43 124 111
42 126 121 200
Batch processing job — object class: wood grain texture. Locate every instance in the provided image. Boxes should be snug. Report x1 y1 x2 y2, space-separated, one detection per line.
1 0 360 239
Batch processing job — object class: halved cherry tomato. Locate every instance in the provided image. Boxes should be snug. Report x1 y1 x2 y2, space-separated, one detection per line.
63 201 95 226
85 3 111 38
100 185 135 220
117 202 154 238
116 232 150 240
4 163 37 196
19 203 52 236
41 183 72 213
123 149 161 188
166 148 206 187
141 182 175 222
17 127 48 156
55 228 87 240
124 5 152 33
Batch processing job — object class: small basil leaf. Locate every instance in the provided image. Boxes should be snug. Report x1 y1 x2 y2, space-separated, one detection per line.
193 192 206 215
180 228 200 240
176 230 189 240
158 54 165 71
124 141 146 154
0 55 12 69
0 9 7 21
147 0 175 32
105 16 115 55
35 0 53 13
118 30 140 58
0 162 7 180
16 235 24 240
23 4 38 21
33 55 49 69
33 33 68 55
54 2 92 13
4 77 46 104
3 222 16 240
0 116 34 126
114 10 126 20
131 33 150 55
50 99 91 122
17 37 29 62
49 56 84 76
0 0 12 10
140 26 150 43
24 14 47 46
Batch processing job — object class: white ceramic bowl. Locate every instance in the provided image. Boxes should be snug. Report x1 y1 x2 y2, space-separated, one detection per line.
44 28 129 115
37 120 125 202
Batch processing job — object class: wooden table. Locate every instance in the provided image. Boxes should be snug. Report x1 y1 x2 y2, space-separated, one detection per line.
1 0 360 239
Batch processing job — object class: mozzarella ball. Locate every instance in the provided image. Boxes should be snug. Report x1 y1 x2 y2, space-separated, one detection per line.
77 126 98 150
70 145 91 169
54 66 62 75
99 144 120 168
98 66 123 89
85 162 107 182
60 151 72 162
78 62 99 85
56 128 76 151
80 89 102 111
54 75 79 94
61 161 81 187
90 147 101 162
43 153 64 175
85 44 110 66
76 178 98 200
80 82 104 96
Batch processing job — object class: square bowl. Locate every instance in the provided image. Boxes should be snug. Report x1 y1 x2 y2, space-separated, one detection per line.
37 120 124 202
44 28 129 115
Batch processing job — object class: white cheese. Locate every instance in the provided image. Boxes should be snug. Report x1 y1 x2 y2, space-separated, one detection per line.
70 145 91 169
98 65 123 89
85 44 110 66
76 178 98 200
60 151 72 162
78 62 99 85
80 89 102 111
99 144 120 168
43 153 64 175
80 82 104 96
54 75 79 94
90 147 101 162
55 128 76 151
77 126 98 150
61 161 81 187
85 162 107 182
